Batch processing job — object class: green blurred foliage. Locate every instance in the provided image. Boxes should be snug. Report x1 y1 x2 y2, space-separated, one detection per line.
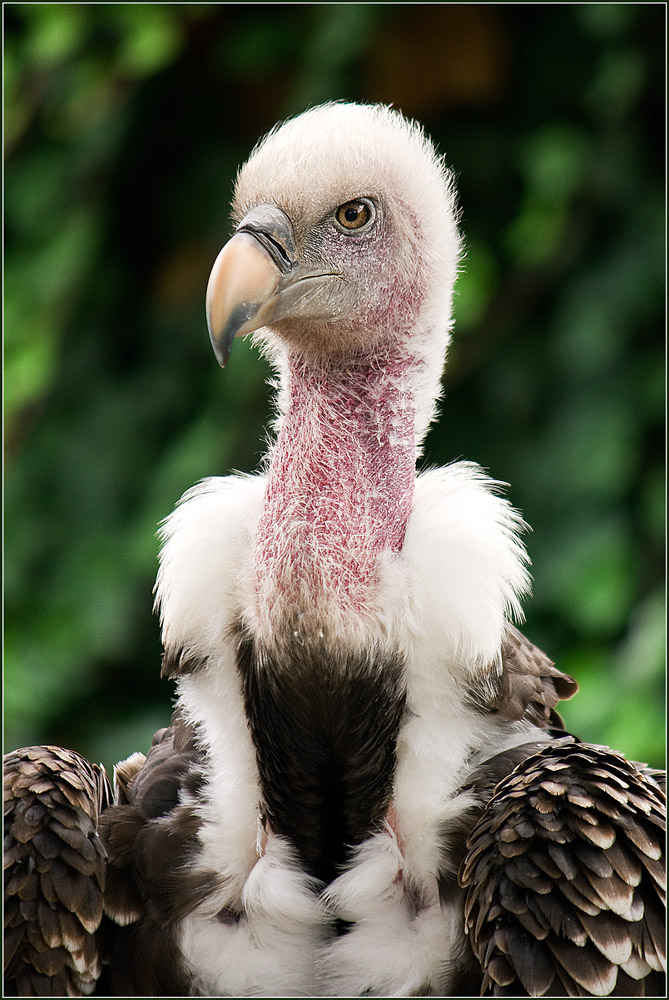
4 4 665 770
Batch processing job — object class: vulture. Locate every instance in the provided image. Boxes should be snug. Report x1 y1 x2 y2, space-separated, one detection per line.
4 102 666 998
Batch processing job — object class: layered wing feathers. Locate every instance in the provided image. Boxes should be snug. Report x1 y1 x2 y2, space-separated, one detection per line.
4 747 111 997
461 740 666 997
466 623 579 729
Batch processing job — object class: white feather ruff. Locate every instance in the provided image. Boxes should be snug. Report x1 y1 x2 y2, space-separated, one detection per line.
154 463 540 996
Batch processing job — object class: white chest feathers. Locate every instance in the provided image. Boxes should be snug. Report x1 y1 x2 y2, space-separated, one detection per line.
154 461 537 996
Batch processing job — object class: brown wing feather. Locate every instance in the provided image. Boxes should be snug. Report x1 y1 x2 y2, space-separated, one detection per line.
4 719 216 997
4 746 111 997
460 740 667 997
465 624 578 729
96 716 220 996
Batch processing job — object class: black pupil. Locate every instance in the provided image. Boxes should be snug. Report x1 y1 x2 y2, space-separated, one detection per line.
345 206 360 222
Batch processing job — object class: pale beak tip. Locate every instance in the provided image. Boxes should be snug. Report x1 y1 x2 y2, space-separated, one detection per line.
206 304 232 368
212 340 231 369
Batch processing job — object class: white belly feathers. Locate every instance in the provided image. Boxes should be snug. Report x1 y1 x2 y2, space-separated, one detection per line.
154 461 540 996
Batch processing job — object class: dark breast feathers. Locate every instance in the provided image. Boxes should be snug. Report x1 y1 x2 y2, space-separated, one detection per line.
235 630 406 887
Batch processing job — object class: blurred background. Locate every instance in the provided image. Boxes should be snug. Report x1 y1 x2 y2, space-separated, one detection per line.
4 4 665 771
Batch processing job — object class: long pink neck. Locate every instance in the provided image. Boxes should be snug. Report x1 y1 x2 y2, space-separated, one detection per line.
253 350 417 632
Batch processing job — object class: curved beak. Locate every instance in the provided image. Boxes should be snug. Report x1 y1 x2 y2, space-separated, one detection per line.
206 206 297 367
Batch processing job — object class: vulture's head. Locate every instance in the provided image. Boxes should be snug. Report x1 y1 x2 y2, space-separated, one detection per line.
207 103 461 442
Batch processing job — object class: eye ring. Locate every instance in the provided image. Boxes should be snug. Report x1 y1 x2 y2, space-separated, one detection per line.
334 198 376 233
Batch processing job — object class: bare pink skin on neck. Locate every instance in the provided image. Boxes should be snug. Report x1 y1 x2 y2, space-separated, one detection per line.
253 349 418 627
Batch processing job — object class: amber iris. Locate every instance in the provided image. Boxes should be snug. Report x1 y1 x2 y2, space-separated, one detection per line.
336 200 372 230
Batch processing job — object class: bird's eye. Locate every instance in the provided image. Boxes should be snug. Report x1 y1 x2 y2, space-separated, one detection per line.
334 199 375 233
